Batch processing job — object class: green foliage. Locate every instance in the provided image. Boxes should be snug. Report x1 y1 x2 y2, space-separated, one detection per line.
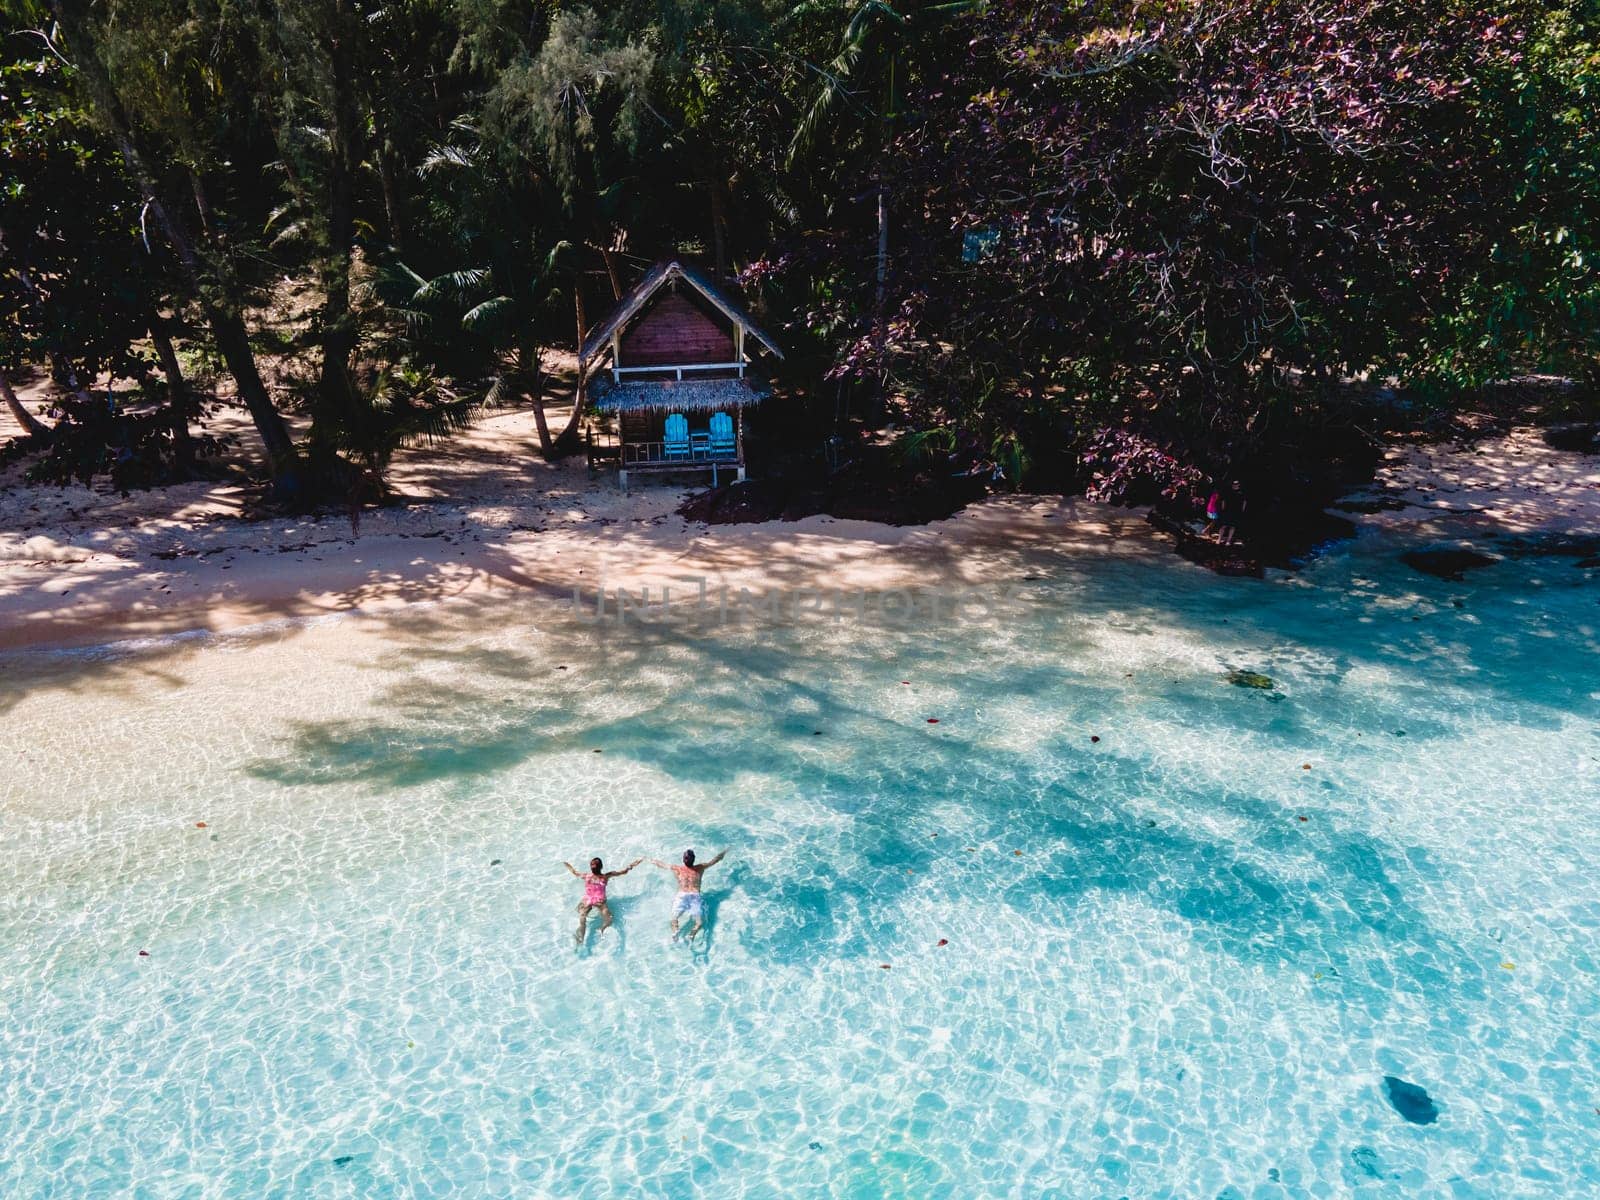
6 0 1598 504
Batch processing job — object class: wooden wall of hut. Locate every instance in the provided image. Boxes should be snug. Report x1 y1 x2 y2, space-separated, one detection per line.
620 410 662 443
620 293 734 366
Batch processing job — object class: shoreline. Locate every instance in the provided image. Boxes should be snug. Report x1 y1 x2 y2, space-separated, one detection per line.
3 409 1596 656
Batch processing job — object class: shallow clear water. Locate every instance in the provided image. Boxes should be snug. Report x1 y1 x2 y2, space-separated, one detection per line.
2 528 1598 1198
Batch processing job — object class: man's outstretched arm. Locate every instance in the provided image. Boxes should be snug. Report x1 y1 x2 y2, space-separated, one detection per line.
701 850 729 870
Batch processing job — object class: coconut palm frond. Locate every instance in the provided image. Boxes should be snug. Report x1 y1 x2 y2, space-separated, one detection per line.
263 200 301 234
413 267 492 304
269 219 313 249
779 0 851 30
461 294 515 333
787 39 867 169
370 258 431 308
420 144 477 174
484 373 518 408
389 395 483 447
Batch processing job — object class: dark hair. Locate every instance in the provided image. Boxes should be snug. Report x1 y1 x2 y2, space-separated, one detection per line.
590 857 603 874
682 849 696 867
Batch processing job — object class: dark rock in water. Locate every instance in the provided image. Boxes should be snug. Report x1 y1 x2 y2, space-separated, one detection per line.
1333 496 1409 514
333 1156 354 1168
490 859 502 867
1401 547 1496 581
1577 556 1600 570
808 1141 823 1151
1382 1075 1440 1124
1543 421 1600 455
1226 670 1275 690
1498 533 1600 561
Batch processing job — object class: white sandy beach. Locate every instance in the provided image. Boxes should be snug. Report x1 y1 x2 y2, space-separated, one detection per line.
2 390 1597 654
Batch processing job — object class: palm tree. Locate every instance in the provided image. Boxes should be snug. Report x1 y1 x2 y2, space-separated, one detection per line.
786 0 975 415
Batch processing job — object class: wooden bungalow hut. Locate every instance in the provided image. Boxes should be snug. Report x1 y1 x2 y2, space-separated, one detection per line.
580 260 784 489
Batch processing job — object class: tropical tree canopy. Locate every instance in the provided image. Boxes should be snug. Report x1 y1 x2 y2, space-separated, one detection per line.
1 0 1594 502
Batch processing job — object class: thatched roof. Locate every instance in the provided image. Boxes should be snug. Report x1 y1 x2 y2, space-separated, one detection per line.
579 260 784 367
590 376 772 414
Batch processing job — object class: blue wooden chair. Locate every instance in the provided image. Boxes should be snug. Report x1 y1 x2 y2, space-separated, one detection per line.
708 411 736 458
663 412 690 460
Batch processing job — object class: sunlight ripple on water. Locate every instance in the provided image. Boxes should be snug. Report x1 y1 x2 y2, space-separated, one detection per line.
2 531 1597 1197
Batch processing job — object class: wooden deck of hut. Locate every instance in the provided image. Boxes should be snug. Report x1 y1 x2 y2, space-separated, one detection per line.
579 260 783 490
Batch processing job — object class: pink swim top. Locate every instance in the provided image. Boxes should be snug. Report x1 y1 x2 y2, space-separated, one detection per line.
583 874 607 904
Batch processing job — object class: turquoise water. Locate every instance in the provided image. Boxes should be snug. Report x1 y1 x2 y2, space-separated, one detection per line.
2 528 1597 1197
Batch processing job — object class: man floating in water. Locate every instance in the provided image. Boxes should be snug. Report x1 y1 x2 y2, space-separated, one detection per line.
650 848 727 941
563 856 642 946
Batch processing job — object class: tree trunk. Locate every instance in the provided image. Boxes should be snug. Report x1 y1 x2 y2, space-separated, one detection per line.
149 314 197 476
875 183 889 313
190 170 215 233
867 178 889 426
598 245 624 301
48 0 299 483
209 306 298 470
314 2 363 450
709 177 731 280
521 345 555 458
0 368 50 438
375 134 408 256
554 284 589 452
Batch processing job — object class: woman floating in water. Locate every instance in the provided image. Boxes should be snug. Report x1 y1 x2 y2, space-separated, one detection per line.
564 856 642 945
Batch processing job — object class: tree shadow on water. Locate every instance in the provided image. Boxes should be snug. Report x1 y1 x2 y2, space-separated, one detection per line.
236 596 1480 1006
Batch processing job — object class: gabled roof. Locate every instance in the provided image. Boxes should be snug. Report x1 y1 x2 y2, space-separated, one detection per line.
579 260 784 367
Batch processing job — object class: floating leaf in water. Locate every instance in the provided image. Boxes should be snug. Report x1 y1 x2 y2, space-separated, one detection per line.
937 939 949 947
926 718 940 724
1091 735 1101 743
1350 1146 1385 1178
1226 670 1275 690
